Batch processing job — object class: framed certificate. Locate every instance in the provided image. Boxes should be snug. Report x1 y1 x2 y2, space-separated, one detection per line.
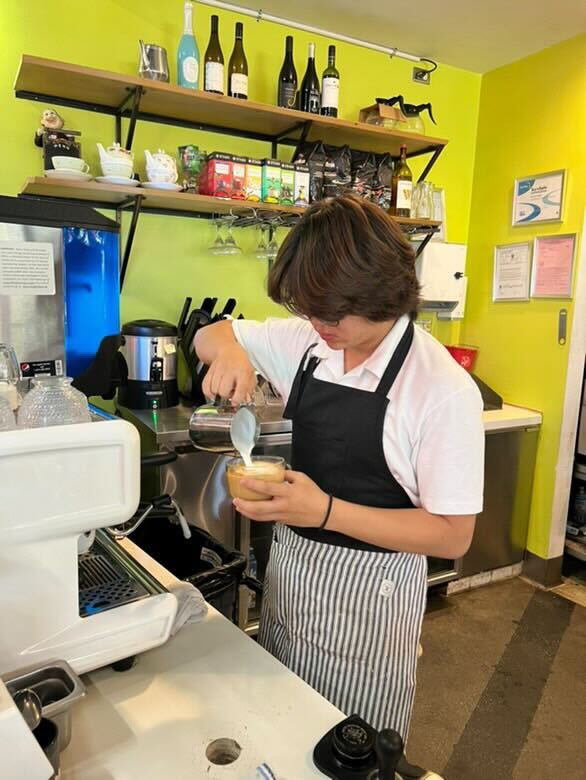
512 169 566 226
530 234 576 299
493 242 532 301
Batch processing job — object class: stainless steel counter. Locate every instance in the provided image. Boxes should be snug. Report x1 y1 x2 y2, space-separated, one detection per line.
118 400 292 448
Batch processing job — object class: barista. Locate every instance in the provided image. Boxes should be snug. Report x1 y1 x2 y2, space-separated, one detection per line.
195 195 484 740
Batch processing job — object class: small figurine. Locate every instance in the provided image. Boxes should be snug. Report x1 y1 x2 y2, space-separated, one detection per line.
34 108 65 147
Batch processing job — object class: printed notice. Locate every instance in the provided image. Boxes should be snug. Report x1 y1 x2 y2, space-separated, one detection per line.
493 242 531 301
0 242 56 295
531 234 576 299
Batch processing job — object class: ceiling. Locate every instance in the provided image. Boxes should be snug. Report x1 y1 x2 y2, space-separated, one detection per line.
216 0 586 72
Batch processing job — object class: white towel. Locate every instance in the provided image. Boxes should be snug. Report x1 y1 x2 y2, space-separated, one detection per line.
167 580 208 635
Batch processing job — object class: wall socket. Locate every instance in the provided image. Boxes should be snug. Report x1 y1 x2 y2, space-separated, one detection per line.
413 67 431 85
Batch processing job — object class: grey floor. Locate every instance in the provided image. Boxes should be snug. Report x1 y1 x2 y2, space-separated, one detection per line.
409 577 586 780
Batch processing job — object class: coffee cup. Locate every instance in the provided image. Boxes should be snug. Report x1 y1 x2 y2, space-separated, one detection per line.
225 456 286 501
52 156 89 174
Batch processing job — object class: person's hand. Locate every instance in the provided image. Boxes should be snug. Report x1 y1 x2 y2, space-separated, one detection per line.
233 470 330 527
202 343 257 406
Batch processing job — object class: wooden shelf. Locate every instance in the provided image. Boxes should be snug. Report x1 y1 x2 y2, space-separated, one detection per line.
565 538 586 562
15 56 448 158
19 177 442 232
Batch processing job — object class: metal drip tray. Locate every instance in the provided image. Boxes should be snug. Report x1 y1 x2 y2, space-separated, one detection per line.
78 531 163 617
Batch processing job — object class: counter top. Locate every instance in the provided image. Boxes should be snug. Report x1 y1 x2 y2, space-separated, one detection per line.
119 401 541 447
483 404 542 432
60 543 343 779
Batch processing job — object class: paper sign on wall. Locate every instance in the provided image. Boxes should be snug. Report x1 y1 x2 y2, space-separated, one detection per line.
493 242 531 301
0 242 56 296
530 234 576 299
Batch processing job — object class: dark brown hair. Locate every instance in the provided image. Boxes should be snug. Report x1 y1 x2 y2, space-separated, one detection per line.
268 195 421 322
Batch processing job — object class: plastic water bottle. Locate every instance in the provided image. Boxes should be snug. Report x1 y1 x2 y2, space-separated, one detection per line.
248 546 257 610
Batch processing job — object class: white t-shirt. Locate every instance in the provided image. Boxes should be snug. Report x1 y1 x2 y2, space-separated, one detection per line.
233 315 484 516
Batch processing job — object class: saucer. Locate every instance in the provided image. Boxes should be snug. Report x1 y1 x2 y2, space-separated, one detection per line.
95 175 140 187
141 181 183 191
45 169 92 182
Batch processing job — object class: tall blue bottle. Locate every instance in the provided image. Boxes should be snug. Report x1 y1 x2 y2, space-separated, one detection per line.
177 1 200 88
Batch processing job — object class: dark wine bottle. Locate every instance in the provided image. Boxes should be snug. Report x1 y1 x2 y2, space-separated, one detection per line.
228 22 248 99
299 43 320 114
204 14 224 94
320 45 339 117
277 35 297 109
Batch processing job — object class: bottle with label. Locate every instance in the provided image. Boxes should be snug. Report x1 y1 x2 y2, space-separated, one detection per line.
391 145 413 218
204 14 224 94
320 45 339 117
177 2 200 89
228 22 248 99
299 43 320 114
278 35 297 109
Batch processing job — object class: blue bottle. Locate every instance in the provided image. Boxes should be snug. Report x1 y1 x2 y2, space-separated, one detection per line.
177 1 200 88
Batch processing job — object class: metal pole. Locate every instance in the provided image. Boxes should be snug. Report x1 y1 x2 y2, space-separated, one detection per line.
196 0 429 64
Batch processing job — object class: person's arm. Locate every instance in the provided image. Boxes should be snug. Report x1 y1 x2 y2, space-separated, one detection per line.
194 320 256 404
233 472 475 559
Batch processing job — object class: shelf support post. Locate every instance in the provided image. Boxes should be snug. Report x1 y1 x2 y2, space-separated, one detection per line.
291 120 313 161
414 229 436 258
417 145 444 183
119 195 143 290
113 87 144 150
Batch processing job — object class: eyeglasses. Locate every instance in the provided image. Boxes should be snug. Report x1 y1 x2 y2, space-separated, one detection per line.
300 315 341 327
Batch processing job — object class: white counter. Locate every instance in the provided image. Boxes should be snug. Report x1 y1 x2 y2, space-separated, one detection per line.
60 545 343 779
482 403 542 432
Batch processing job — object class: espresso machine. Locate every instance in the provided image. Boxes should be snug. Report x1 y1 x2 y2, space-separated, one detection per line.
0 410 178 677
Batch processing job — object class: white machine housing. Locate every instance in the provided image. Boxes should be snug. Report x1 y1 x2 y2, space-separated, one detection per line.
0 416 177 676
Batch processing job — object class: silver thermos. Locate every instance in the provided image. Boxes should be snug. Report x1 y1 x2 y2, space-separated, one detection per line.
118 320 178 410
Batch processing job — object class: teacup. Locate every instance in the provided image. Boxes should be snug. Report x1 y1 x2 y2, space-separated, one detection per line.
52 156 90 173
100 160 134 179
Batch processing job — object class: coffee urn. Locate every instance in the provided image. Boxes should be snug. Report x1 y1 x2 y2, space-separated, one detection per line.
118 320 178 410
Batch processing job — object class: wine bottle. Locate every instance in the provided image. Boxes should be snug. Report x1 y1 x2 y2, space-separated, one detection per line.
391 145 413 218
177 2 200 89
299 43 320 114
228 22 248 99
277 35 297 109
320 45 339 117
204 14 224 94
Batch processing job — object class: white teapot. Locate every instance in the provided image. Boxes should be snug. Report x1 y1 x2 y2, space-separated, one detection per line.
145 148 178 184
97 142 134 178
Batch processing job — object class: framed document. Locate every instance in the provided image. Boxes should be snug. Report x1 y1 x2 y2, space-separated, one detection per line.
512 169 565 226
530 234 576 299
493 242 531 301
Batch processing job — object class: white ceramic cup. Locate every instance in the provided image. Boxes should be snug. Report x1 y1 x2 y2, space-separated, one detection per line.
52 156 90 173
100 161 134 179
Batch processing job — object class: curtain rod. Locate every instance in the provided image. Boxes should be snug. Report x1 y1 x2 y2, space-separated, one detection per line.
195 0 435 66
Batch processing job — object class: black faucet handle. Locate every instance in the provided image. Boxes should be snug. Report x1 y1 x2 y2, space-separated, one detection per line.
375 729 403 779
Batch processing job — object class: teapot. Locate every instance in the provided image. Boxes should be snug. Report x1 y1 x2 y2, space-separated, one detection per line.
97 142 134 178
145 148 178 184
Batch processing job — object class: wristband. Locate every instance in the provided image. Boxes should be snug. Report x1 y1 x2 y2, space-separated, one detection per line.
319 495 334 530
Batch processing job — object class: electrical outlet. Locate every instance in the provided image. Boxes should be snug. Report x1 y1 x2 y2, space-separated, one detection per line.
413 67 431 85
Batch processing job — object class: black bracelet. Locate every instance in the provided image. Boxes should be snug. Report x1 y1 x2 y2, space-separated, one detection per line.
319 494 334 530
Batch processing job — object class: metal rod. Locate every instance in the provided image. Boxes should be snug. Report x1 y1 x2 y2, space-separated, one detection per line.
120 195 143 289
115 114 122 145
196 0 428 63
125 87 143 150
292 120 313 160
414 230 435 258
417 145 444 183
271 140 278 158
122 108 279 143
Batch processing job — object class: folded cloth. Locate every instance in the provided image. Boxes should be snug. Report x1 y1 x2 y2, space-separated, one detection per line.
167 580 208 635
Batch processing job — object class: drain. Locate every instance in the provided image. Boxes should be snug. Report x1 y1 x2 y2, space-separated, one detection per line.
206 738 242 765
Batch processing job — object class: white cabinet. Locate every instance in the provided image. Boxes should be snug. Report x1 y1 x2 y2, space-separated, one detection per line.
415 242 467 318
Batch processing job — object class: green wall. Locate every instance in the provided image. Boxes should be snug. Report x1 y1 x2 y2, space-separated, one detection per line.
462 35 586 559
1 0 480 328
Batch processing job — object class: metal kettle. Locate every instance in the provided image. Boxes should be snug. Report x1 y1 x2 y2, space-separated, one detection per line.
139 40 170 82
189 398 260 453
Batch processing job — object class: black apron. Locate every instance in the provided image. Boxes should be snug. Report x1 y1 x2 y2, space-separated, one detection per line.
260 319 428 738
283 320 415 552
